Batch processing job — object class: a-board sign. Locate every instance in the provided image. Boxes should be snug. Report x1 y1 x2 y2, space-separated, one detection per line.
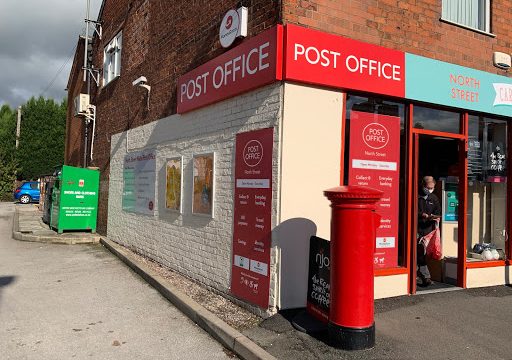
306 236 330 323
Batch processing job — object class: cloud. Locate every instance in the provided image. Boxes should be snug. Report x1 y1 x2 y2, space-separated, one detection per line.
0 0 102 108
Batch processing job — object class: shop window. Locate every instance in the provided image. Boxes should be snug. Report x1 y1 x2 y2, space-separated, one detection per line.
344 95 406 269
103 32 122 86
467 115 507 262
413 105 460 134
441 0 491 33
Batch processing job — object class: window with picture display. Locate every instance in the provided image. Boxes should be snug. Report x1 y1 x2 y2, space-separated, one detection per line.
192 153 215 217
467 115 507 262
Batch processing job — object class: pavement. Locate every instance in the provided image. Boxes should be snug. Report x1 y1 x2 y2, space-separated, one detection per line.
12 204 100 244
2 203 236 360
8 203 512 359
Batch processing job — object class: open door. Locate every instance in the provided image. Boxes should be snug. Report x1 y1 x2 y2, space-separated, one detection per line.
411 133 467 293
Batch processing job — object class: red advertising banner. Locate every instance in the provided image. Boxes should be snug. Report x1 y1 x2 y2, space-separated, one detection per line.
348 111 400 269
177 26 283 114
284 24 405 98
231 128 273 308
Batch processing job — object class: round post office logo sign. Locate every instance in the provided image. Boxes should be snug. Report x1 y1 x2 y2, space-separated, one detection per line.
243 140 263 167
362 123 389 150
220 9 240 48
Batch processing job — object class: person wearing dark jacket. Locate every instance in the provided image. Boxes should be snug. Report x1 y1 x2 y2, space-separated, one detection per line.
417 176 441 286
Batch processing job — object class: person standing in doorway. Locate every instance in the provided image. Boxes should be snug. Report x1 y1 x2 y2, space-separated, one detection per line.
417 176 441 287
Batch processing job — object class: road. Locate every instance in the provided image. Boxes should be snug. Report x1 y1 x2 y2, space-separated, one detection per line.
0 202 235 360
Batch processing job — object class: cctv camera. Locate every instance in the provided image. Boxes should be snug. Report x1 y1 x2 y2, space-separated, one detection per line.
132 76 147 86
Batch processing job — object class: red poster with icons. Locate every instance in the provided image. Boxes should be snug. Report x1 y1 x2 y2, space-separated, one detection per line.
231 128 273 308
348 111 400 269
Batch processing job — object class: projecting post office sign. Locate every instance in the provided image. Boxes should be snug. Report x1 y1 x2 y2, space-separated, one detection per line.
220 9 240 48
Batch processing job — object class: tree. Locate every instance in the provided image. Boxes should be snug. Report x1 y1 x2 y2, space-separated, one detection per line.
17 97 67 180
0 104 18 200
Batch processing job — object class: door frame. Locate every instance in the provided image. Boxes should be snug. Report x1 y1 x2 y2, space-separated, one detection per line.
408 115 468 294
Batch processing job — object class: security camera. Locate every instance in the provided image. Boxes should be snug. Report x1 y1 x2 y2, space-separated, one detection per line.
132 76 147 86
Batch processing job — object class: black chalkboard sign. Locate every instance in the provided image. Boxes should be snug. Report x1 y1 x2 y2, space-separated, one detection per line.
306 236 331 323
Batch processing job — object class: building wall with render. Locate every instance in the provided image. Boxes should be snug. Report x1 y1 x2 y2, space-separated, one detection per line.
107 84 282 314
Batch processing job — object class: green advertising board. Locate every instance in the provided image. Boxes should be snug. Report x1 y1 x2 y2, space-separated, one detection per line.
50 165 100 233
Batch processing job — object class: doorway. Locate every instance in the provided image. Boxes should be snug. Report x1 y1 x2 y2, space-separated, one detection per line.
412 134 466 293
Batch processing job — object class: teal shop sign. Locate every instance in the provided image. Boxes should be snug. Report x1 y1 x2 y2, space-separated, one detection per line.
406 53 512 117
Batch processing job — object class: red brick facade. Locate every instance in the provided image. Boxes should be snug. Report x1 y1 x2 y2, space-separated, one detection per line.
65 37 87 168
283 0 512 74
66 0 280 234
66 0 512 234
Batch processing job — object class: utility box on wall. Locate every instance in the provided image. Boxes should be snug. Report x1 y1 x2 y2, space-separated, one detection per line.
50 165 100 233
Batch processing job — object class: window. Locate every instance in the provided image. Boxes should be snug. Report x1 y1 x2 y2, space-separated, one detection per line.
344 95 407 269
103 32 122 86
441 0 491 33
467 115 507 262
413 105 461 134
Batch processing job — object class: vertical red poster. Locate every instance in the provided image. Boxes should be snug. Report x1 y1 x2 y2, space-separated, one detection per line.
348 111 400 269
231 128 273 308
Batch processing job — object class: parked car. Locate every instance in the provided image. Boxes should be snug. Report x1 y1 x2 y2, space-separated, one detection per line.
14 181 40 204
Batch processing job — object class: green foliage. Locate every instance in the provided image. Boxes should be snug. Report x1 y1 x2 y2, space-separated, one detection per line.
0 104 18 200
17 97 67 180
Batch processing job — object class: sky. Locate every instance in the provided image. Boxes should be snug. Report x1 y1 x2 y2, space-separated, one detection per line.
0 0 102 109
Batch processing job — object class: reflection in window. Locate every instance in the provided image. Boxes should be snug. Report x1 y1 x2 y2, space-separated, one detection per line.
467 115 507 262
413 105 460 133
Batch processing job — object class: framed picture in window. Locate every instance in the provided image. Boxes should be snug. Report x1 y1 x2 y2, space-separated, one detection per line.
165 156 183 213
192 153 215 217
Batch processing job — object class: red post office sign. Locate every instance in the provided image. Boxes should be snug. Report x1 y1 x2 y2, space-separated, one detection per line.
348 111 400 269
231 128 273 308
284 24 405 98
177 26 283 114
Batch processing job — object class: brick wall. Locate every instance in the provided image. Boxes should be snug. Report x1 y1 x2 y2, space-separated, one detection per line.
77 0 280 234
283 0 512 74
65 37 87 167
107 83 282 315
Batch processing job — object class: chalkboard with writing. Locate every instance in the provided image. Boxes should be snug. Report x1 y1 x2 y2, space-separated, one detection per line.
306 236 331 323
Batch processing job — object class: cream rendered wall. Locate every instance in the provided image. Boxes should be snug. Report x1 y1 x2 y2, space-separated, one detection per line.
277 83 343 309
374 274 408 299
467 266 511 288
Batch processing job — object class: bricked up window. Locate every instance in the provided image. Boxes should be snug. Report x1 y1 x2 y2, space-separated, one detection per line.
441 0 491 33
103 32 122 86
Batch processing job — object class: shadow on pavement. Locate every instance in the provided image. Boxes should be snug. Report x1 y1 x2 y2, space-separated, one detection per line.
0 276 17 309
0 276 16 287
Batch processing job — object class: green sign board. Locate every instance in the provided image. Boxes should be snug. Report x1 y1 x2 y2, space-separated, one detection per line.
50 165 100 233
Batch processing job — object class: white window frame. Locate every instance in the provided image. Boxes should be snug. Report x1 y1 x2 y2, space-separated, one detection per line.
103 32 122 86
441 0 492 35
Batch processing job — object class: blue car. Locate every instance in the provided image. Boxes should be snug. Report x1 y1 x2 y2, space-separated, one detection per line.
14 181 40 204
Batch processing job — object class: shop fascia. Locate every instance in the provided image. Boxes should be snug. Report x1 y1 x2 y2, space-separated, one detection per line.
177 24 512 117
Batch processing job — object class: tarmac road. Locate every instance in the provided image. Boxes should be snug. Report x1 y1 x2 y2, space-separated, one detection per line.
0 202 235 360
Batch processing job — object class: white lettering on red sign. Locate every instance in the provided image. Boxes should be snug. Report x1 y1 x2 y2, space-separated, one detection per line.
180 42 270 104
292 44 401 81
362 123 389 150
294 43 341 68
345 55 401 81
243 140 264 167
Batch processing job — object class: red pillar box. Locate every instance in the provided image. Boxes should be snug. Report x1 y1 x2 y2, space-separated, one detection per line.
324 185 383 350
